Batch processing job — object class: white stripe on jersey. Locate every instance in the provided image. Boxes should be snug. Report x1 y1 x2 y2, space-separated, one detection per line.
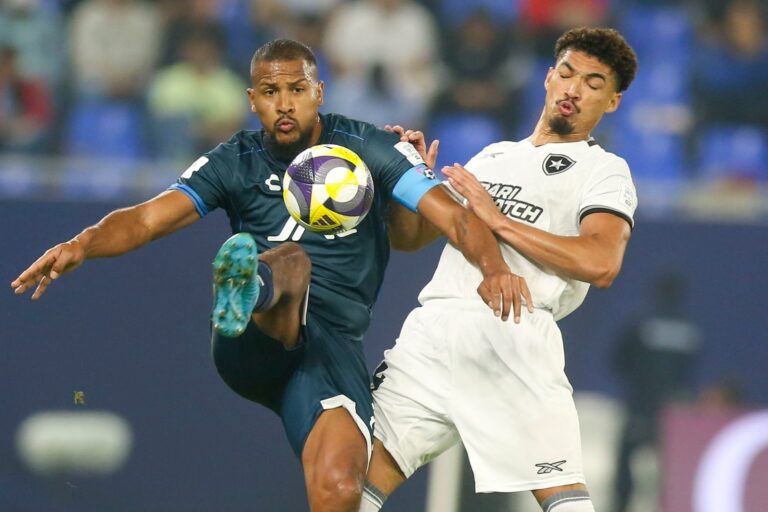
419 138 637 320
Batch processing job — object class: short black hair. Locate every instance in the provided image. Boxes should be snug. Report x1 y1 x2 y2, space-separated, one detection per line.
250 39 317 77
554 27 638 92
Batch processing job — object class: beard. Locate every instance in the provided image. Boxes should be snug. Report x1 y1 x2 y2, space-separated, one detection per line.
548 115 575 136
264 124 315 164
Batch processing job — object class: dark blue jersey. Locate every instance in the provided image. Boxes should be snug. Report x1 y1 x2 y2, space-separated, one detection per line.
171 113 419 340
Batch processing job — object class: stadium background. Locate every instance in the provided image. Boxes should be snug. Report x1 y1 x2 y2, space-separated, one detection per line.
1 0 766 510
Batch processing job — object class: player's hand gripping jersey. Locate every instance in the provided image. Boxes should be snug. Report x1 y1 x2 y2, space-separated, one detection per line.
170 113 432 340
422 138 637 320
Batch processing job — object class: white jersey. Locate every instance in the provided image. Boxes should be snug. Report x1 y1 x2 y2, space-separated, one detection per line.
419 137 637 320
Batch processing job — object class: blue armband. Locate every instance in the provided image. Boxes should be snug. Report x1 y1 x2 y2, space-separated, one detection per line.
392 164 441 213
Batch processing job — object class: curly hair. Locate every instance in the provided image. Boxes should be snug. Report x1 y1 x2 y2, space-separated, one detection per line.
554 27 638 92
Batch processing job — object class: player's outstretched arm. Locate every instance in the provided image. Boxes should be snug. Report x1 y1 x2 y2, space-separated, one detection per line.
11 190 200 299
443 164 631 288
387 201 442 252
417 185 533 322
385 125 443 251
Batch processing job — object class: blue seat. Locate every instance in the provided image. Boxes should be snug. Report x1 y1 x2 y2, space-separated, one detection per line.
513 58 551 139
216 0 273 69
428 113 504 168
620 6 693 109
629 60 690 103
66 99 146 160
697 125 768 182
620 6 693 64
610 115 687 182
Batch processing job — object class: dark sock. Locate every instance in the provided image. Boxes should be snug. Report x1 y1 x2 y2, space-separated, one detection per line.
253 261 274 311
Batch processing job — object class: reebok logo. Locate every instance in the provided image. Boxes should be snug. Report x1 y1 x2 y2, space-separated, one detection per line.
535 460 566 474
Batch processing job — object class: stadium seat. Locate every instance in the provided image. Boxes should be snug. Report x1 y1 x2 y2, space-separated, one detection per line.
620 6 693 65
216 0 272 71
629 60 690 104
150 115 195 161
697 125 768 182
513 58 551 139
66 99 146 160
619 6 695 108
428 112 505 168
611 126 687 182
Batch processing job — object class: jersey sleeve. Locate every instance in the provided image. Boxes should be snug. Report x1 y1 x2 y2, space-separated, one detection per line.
359 127 427 198
168 153 229 218
579 156 638 228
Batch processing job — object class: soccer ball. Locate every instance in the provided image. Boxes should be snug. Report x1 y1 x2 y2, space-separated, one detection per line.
283 144 374 233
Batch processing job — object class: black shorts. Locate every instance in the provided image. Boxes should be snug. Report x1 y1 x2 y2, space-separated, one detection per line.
211 315 373 457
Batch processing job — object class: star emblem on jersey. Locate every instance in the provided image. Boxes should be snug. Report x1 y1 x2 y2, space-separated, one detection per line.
542 154 576 175
535 460 567 474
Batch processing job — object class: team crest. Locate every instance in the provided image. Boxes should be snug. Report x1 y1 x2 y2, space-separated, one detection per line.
542 154 576 175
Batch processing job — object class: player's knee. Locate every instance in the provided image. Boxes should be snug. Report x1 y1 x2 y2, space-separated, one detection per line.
274 242 311 282
310 465 365 508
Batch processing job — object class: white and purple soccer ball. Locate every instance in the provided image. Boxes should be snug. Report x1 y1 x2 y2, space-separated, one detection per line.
283 144 374 233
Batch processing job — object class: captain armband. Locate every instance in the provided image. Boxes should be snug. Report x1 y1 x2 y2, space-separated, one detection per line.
392 164 442 213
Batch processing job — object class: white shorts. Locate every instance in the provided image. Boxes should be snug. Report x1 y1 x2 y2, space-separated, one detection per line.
372 300 586 493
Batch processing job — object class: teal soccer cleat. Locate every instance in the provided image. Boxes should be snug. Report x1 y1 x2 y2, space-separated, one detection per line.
211 233 260 337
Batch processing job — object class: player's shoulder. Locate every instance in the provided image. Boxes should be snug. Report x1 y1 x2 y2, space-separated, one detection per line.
204 130 264 168
323 112 406 166
483 140 519 153
208 130 261 157
468 140 520 163
322 112 381 144
585 140 632 176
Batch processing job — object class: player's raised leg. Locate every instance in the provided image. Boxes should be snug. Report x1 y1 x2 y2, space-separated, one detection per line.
250 241 312 349
212 234 369 511
212 233 310 348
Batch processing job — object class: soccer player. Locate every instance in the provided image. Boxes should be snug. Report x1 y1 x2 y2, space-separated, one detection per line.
361 27 639 512
10 40 529 512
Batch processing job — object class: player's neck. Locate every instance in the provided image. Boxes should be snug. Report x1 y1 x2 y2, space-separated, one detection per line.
309 115 323 146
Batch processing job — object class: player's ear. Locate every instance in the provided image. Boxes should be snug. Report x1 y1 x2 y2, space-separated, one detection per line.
246 88 257 112
544 67 554 90
316 80 324 106
606 91 622 113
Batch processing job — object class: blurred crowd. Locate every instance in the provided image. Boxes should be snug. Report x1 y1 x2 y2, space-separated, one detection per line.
0 0 767 183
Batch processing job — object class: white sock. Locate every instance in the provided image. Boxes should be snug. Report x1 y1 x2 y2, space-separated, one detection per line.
540 490 595 512
359 481 387 512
